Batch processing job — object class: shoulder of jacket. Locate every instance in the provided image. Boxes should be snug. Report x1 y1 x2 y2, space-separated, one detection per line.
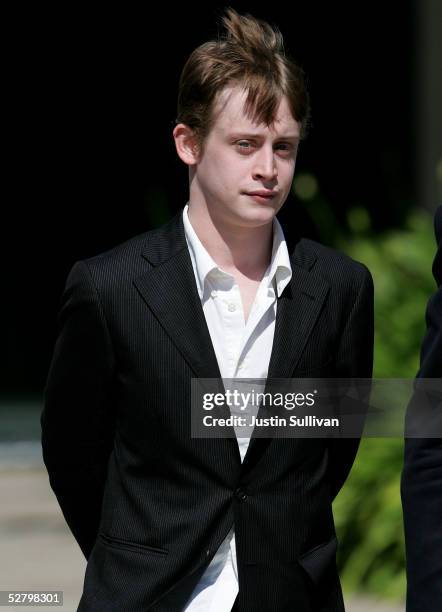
300 238 370 276
74 221 170 290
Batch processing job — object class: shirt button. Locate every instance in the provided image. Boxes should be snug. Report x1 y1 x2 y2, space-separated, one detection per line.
228 303 236 312
210 290 217 298
234 487 248 502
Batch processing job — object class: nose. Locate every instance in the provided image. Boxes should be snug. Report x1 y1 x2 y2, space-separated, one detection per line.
252 147 278 182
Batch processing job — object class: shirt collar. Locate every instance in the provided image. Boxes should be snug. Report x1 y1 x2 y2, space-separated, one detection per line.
182 203 292 300
267 214 292 298
183 204 220 299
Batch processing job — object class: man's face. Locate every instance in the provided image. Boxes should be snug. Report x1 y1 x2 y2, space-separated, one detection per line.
192 85 300 228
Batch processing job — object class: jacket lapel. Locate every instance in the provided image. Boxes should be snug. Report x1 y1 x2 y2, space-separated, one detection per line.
267 258 330 380
133 212 241 468
241 244 330 473
133 211 222 381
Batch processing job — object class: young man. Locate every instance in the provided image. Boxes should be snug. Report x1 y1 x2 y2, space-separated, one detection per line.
41 9 373 611
402 205 442 611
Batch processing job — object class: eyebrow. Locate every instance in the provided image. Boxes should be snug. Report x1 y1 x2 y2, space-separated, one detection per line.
229 132 300 141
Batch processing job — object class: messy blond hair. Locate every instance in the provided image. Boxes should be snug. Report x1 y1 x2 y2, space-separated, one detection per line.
176 7 311 152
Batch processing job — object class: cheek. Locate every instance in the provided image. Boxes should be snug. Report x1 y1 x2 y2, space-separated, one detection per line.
210 158 243 190
199 162 233 198
279 161 296 184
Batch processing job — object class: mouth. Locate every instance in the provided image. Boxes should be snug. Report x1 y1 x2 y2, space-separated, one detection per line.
243 191 277 202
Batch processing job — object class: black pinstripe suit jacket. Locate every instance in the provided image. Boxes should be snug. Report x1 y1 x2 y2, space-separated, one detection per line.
41 210 374 612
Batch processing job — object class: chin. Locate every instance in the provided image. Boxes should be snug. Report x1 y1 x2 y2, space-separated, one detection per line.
234 208 276 228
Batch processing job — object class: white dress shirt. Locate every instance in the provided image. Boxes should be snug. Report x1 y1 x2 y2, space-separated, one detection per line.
181 204 292 611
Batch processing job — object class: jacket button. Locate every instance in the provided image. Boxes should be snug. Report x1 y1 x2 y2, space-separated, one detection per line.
235 487 248 502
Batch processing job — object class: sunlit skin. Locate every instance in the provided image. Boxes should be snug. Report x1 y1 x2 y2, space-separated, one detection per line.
173 84 300 299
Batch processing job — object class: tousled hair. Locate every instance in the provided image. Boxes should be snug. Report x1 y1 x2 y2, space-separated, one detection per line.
176 7 311 152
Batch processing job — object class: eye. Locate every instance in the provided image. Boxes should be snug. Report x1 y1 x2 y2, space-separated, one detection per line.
235 140 256 154
275 143 294 153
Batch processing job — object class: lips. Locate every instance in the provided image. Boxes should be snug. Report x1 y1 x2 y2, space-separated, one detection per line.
245 191 277 198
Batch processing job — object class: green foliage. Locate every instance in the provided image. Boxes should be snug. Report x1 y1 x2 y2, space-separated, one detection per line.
331 208 437 600
334 438 406 599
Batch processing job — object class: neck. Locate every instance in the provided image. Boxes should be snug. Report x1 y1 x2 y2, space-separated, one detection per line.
187 200 273 281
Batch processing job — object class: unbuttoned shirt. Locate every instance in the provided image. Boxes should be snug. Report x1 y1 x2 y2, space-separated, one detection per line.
182 203 292 611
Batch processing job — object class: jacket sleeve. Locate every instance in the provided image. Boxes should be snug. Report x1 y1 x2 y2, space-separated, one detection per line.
41 260 117 559
401 212 442 611
327 265 374 500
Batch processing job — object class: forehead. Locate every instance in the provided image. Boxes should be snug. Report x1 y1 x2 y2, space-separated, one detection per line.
211 85 300 138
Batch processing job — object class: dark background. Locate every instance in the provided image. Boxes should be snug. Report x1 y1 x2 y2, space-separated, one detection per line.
7 2 417 394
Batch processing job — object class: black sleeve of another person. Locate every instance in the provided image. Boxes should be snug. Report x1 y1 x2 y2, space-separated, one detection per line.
401 205 442 611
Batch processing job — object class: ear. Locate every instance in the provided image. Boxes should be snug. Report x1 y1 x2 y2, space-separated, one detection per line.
173 124 201 165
